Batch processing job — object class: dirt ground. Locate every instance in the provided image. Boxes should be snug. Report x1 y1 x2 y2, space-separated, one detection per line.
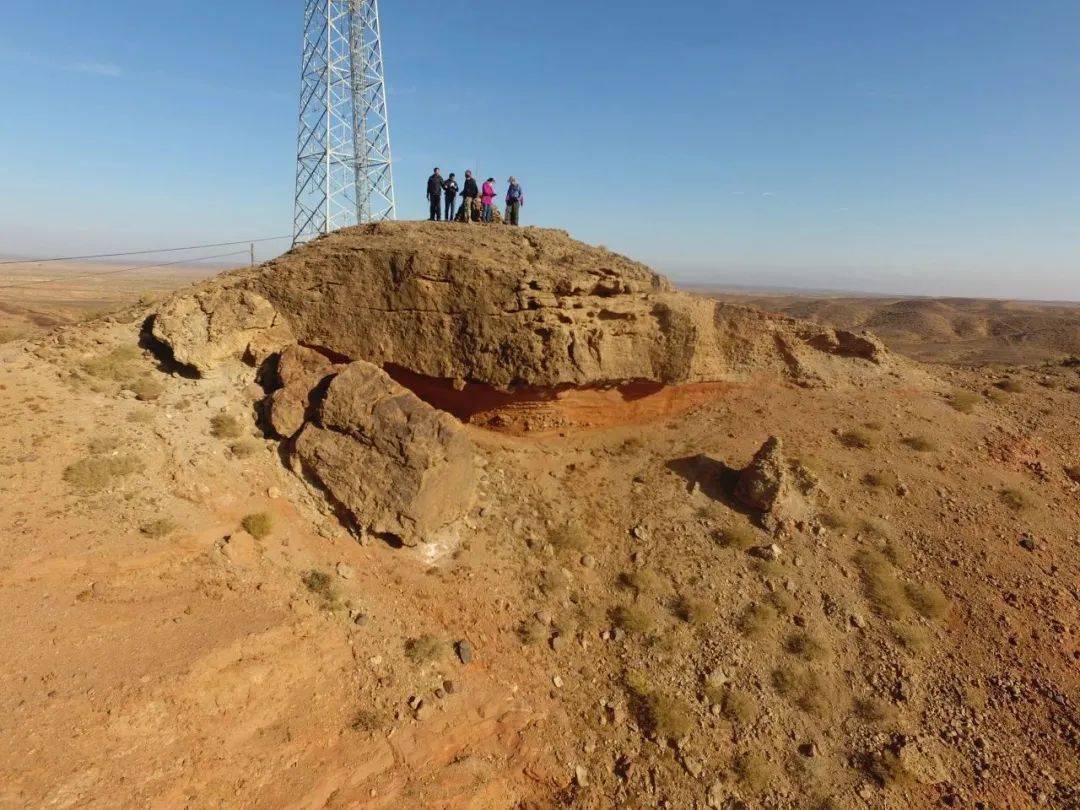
0 265 1077 808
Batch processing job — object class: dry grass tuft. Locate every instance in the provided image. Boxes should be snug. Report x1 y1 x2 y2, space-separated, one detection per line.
241 512 273 539
619 568 663 596
549 521 590 553
128 376 165 402
767 588 798 616
672 594 713 625
949 390 981 414
904 582 950 620
301 570 341 610
892 621 930 653
862 470 900 491
819 509 856 532
63 455 144 493
611 604 657 636
784 630 831 661
840 428 875 449
854 550 907 620
772 665 828 715
625 678 695 740
230 439 262 459
737 602 779 639
404 633 445 665
902 435 941 452
127 409 155 425
733 752 777 793
854 696 897 724
999 487 1032 512
517 619 549 646
82 345 143 383
350 708 385 733
721 687 757 724
716 524 760 551
210 413 245 439
995 378 1025 394
88 435 122 455
141 518 178 539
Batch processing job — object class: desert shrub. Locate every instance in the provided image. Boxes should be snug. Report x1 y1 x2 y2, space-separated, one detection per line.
404 634 445 665
949 390 981 414
611 604 656 636
995 378 1025 394
862 750 911 788
128 376 165 402
88 434 122 455
768 589 798 615
892 621 930 653
634 691 694 740
350 708 384 733
737 603 778 639
549 520 590 553
82 345 143 382
880 538 913 568
63 455 144 493
241 512 273 539
854 696 897 724
999 488 1032 512
141 518 178 539
672 594 713 624
517 619 548 646
230 439 261 459
539 566 570 596
721 687 757 724
733 752 777 793
716 524 759 551
862 470 900 491
785 631 830 661
902 435 940 452
619 568 663 596
772 665 828 715
819 510 856 532
855 550 907 619
303 569 332 596
904 582 950 620
840 429 875 449
210 413 245 439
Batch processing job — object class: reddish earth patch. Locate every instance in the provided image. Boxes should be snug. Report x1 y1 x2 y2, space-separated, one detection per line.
385 365 737 434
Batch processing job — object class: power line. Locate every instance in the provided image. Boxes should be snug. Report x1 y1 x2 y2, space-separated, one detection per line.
0 249 251 291
0 235 292 266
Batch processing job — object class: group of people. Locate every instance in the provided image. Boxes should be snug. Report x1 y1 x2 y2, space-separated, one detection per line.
426 168 525 226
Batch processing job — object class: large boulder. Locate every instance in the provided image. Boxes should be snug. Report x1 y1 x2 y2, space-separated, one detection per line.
292 361 476 545
734 436 816 533
151 288 294 376
267 345 342 439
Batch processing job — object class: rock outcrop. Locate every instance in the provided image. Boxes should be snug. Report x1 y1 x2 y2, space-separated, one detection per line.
292 361 476 546
734 436 817 532
151 288 294 376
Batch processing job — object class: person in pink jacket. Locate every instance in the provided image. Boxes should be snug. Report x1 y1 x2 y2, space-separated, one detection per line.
481 178 497 223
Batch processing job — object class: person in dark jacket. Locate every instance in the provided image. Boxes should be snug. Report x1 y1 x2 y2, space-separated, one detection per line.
426 168 443 220
442 173 459 221
460 170 480 224
505 177 524 226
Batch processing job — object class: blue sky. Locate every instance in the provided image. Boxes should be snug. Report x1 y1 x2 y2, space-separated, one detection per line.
1 0 1078 299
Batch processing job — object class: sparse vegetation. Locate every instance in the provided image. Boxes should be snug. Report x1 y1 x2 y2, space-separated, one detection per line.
549 520 590 553
127 376 165 402
241 512 273 539
623 673 694 740
720 687 757 724
715 524 759 551
840 428 875 449
737 602 778 639
862 470 900 491
611 604 656 636
995 378 1025 394
210 413 245 439
87 435 122 455
785 630 830 661
902 435 940 452
672 594 712 624
349 708 384 733
63 455 145 493
140 518 178 539
767 588 798 615
949 390 981 414
81 345 143 383
517 620 548 646
733 752 776 793
404 634 445 665
854 696 897 723
127 409 155 424
892 621 930 653
819 509 856 532
772 664 828 715
904 581 950 620
230 439 261 459
855 549 908 619
619 568 663 596
302 569 335 600
999 487 1032 512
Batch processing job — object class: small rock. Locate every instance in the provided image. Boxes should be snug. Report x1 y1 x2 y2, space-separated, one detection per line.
442 679 456 694
353 612 369 626
415 703 433 720
850 613 867 629
574 765 589 787
631 524 649 541
580 554 595 569
750 544 782 561
535 610 553 626
455 639 474 664
336 562 354 579
552 674 564 689
434 688 446 699
550 635 567 652
267 487 282 499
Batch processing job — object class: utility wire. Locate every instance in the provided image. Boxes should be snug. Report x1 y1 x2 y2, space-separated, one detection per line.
0 249 251 291
0 235 292 266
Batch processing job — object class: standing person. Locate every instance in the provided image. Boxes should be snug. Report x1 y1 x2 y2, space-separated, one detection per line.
481 178 497 223
442 173 459 221
460 170 480 223
426 167 443 221
505 176 525 226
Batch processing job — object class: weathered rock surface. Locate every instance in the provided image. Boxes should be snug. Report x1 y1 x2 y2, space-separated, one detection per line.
151 288 294 375
293 361 476 545
734 436 816 532
234 222 890 390
267 345 340 439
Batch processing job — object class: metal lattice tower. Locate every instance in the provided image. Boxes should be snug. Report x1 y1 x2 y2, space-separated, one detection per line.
293 0 396 245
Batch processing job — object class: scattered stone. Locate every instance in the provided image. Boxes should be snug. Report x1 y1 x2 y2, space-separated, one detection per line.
580 554 595 569
552 674 564 689
442 679 456 694
267 487 282 499
850 613 867 629
336 562 354 579
574 765 589 788
353 612 369 627
749 543 783 561
455 639 474 664
631 524 649 541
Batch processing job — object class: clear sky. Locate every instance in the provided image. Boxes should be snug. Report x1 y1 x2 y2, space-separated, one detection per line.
1 1 1078 300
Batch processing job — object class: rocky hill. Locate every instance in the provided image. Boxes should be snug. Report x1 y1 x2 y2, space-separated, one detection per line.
0 223 1076 808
